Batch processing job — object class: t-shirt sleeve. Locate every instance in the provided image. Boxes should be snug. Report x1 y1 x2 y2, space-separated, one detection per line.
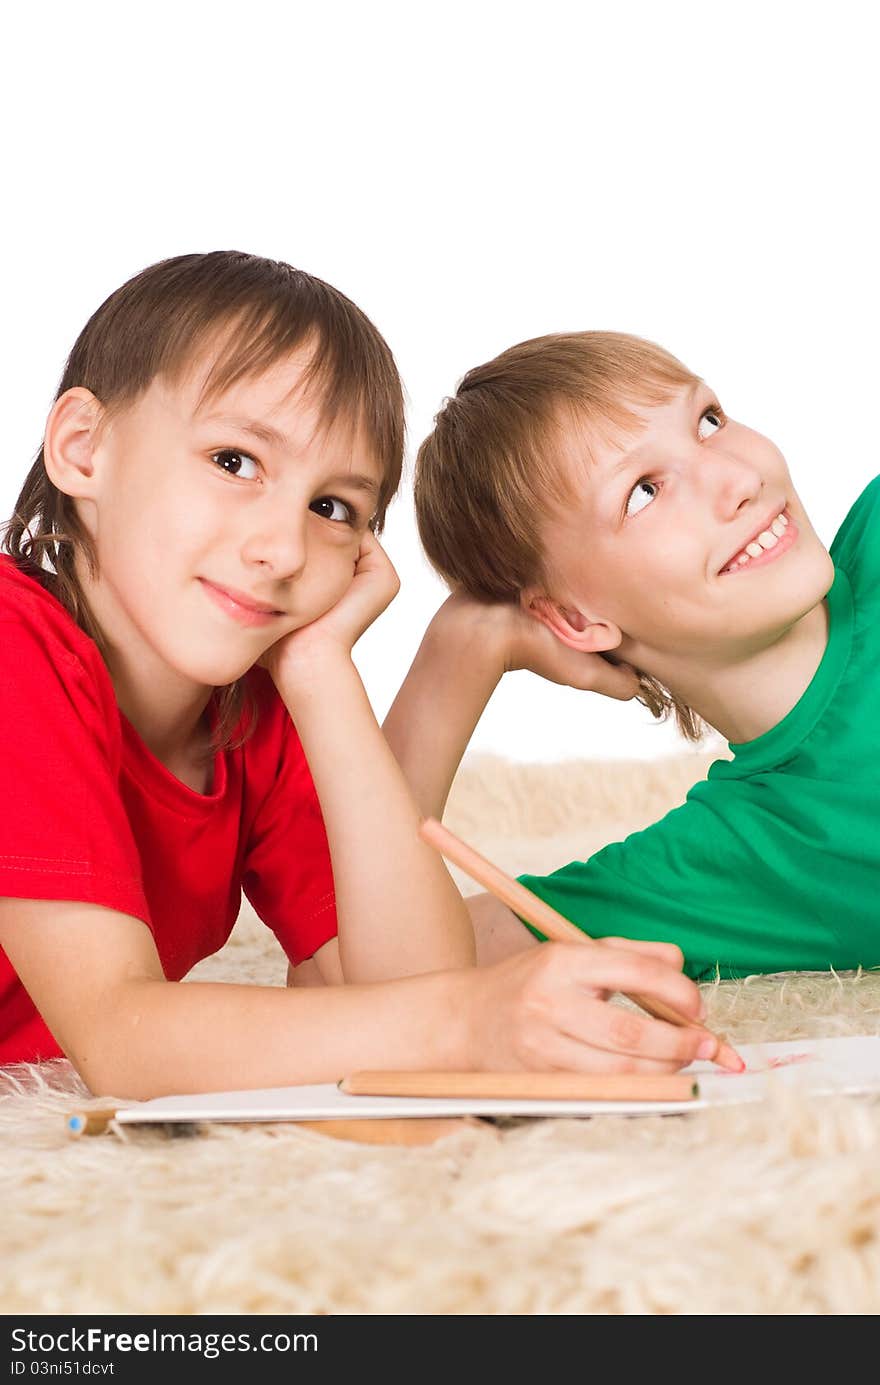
516 778 845 981
240 715 337 968
829 472 880 599
831 476 880 578
0 617 149 921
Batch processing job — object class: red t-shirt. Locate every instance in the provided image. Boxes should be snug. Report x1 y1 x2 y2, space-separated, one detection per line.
0 556 338 1064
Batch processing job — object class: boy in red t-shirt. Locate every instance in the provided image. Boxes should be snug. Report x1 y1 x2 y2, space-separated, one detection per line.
0 256 712 1098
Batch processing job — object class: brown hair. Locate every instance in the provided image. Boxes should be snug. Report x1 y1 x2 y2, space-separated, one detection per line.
2 251 405 754
414 331 710 742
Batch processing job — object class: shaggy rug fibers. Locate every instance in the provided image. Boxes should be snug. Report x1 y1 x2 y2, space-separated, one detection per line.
2 747 880 1316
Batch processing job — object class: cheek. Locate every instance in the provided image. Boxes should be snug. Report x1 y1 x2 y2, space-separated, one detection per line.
599 542 698 637
302 535 360 607
738 427 792 485
101 471 218 566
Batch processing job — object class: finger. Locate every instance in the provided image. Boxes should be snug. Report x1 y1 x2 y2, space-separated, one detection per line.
355 531 399 586
520 1008 698 1074
575 655 641 701
561 945 704 1024
597 936 686 971
597 663 643 701
549 995 710 1069
352 528 387 570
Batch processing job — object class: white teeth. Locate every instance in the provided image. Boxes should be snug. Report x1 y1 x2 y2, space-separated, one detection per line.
722 510 788 573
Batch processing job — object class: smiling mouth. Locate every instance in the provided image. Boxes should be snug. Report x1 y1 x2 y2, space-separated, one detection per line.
718 508 795 576
199 578 284 625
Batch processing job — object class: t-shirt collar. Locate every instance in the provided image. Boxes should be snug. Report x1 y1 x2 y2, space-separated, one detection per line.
712 564 853 777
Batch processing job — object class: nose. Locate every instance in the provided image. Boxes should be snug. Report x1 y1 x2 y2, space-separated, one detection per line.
703 449 764 522
239 496 308 580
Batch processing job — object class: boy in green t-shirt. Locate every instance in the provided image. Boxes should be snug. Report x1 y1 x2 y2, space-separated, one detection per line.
385 332 878 979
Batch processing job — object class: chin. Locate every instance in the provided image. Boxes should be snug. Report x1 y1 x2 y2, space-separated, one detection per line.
167 650 257 688
209 661 258 687
803 545 836 601
775 548 834 626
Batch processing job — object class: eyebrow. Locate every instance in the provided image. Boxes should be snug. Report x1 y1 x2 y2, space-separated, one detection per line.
202 415 290 449
605 380 707 479
323 472 381 498
198 415 380 498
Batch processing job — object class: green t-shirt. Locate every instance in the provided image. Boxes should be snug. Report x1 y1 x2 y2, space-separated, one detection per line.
518 475 880 980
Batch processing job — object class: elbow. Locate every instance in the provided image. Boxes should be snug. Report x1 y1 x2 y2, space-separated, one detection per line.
63 980 173 1102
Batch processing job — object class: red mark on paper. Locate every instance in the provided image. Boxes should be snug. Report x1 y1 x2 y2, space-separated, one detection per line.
715 1051 814 1077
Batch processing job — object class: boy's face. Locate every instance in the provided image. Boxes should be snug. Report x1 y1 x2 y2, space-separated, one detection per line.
538 382 834 668
80 349 383 689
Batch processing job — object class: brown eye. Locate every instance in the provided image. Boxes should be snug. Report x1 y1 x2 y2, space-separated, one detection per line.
310 497 354 523
211 449 259 478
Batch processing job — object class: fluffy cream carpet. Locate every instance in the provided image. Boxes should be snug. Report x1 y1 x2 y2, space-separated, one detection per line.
3 747 880 1316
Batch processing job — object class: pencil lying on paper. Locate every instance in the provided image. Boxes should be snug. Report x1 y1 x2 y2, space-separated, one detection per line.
341 1071 699 1101
418 815 745 1073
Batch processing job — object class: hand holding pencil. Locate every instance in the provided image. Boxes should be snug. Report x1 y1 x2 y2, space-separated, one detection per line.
419 816 744 1074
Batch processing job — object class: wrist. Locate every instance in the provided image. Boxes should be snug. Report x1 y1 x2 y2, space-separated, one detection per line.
434 966 482 1069
271 646 357 704
427 593 512 680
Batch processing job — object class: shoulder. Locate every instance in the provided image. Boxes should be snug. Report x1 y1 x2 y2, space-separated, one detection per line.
0 556 115 714
829 475 880 584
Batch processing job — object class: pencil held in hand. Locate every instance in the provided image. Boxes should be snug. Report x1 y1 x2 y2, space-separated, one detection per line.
418 816 744 1073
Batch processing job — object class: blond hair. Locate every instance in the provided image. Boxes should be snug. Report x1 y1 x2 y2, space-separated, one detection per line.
415 331 710 742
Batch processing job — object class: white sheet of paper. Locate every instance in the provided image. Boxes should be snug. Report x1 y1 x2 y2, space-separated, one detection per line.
112 1036 880 1126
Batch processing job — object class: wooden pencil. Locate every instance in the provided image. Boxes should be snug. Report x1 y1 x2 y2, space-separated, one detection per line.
419 815 745 1073
341 1071 699 1101
66 1108 118 1137
63 1105 482 1145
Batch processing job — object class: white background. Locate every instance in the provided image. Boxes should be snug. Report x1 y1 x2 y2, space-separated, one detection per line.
4 1 876 762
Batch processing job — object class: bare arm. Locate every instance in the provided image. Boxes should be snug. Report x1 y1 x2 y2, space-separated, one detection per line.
0 897 717 1100
264 534 475 984
275 647 474 981
466 892 539 966
0 900 469 1099
287 904 532 984
383 593 640 821
383 597 506 821
287 937 343 987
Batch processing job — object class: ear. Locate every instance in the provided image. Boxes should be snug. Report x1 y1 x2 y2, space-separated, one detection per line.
520 586 623 655
42 388 105 501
